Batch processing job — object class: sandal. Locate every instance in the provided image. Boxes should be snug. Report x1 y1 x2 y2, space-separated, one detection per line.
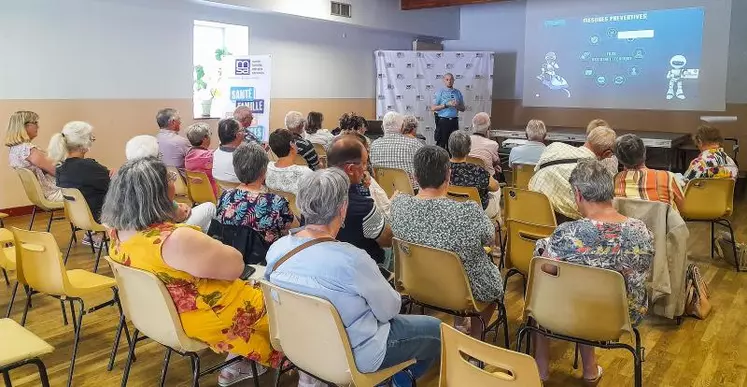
583 365 603 385
218 359 267 387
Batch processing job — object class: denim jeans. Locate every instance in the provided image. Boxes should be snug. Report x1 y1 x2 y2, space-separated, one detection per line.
377 314 442 386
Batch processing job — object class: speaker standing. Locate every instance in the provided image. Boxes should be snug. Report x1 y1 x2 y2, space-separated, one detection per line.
431 73 465 150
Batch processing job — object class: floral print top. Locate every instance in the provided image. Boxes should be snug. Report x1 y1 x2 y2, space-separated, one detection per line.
534 218 654 324
684 148 738 181
8 142 60 200
450 161 490 209
216 189 294 244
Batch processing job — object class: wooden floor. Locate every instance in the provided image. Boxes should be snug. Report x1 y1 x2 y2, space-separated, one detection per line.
2 201 747 387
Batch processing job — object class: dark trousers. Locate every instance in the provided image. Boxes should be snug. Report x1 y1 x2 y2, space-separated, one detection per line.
435 117 459 150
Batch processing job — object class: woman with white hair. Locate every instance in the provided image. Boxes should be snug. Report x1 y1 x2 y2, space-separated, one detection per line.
469 112 502 177
508 119 547 167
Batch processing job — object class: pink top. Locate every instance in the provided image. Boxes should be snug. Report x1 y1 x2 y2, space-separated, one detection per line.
185 147 219 195
469 134 501 177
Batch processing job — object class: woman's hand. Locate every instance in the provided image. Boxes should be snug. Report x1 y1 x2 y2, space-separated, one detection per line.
175 203 192 222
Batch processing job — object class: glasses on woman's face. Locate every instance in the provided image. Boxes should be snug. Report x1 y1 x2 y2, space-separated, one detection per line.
167 171 178 182
24 121 38 126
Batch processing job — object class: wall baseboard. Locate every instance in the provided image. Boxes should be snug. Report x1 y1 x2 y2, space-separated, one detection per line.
0 205 35 217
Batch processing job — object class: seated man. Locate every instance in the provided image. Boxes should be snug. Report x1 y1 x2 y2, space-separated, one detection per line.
370 112 423 190
155 108 190 169
265 128 313 194
614 134 684 210
684 125 738 181
448 131 501 224
233 106 263 145
285 111 320 170
528 126 616 221
508 119 546 167
327 135 393 265
212 118 245 184
468 112 501 178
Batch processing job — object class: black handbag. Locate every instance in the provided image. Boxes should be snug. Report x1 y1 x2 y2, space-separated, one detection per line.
207 219 271 265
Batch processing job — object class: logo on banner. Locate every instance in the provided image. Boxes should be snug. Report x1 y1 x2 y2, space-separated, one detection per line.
474 95 485 101
235 99 265 114
435 74 443 79
386 105 394 110
405 84 413 90
474 74 484 79
436 53 443 58
425 84 434 90
426 64 434 69
456 53 465 58
445 63 454 69
396 95 403 100
406 63 413 68
230 87 255 101
416 116 424 121
466 63 473 69
417 52 424 58
387 84 394 90
405 105 413 112
235 59 251 75
456 74 464 79
416 95 424 101
465 85 473 90
416 74 425 79
475 53 484 58
377 73 384 79
396 74 405 80
377 95 385 100
377 52 385 57
396 52 405 58
386 62 395 68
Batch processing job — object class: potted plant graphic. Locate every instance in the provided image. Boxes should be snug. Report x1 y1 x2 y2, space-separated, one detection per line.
194 47 232 118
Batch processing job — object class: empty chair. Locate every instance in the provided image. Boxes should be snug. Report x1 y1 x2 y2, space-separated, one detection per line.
1 229 18 318
374 166 414 197
0 318 54 387
61 188 109 272
504 219 555 294
185 170 218 205
503 187 556 227
15 168 64 231
511 164 536 190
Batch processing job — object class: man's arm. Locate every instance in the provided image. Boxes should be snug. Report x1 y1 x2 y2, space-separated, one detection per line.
297 140 320 170
353 255 401 322
455 90 466 112
431 91 445 112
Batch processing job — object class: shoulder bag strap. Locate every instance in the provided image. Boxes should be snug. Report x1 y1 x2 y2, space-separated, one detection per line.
271 237 337 272
537 158 582 171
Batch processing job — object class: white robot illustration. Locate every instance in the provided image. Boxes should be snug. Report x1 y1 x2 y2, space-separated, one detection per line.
666 55 689 100
537 51 571 97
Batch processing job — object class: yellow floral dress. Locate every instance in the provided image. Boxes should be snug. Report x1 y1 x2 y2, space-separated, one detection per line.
108 222 282 367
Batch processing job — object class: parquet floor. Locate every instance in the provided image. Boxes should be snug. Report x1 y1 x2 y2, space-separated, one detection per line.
2 200 747 387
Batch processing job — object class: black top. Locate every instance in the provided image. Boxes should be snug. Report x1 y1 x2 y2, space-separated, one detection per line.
336 185 386 264
56 157 110 221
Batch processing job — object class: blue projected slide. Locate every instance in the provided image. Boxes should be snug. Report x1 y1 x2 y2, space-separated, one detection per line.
526 7 705 110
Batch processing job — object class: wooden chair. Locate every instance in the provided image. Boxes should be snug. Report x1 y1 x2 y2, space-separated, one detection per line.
511 164 536 190
0 318 54 387
373 167 414 197
61 188 109 273
185 171 217 205
504 219 555 295
15 168 64 231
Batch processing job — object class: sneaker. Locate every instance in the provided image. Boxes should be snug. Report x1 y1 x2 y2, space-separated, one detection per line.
218 358 267 387
81 234 103 249
298 371 326 387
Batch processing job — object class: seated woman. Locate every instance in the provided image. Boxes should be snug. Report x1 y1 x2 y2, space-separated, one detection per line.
448 130 501 224
265 168 441 387
265 128 313 195
4 110 62 201
216 143 298 246
103 157 282 386
334 112 369 143
304 111 334 146
390 145 502 339
533 159 654 383
684 125 738 181
613 134 684 210
184 122 219 196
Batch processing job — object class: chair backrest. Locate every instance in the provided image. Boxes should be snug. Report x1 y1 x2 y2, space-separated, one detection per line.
260 280 357 385
680 178 735 220
373 167 414 197
511 164 536 190
16 168 60 210
294 155 308 166
312 143 327 168
439 324 542 387
524 257 633 342
466 156 487 171
503 187 556 226
61 188 103 232
185 171 217 205
104 257 207 353
505 220 555 275
10 227 69 296
266 188 300 217
393 238 482 312
215 179 240 192
0 228 15 270
166 167 190 200
447 186 481 206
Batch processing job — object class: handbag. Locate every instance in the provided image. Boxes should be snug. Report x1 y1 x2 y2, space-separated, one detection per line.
684 263 712 319
714 231 747 271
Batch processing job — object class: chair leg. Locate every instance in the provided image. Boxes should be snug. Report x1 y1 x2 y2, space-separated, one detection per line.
120 329 139 387
633 329 643 387
20 286 33 326
66 299 85 387
159 349 172 387
28 207 37 230
5 282 18 318
108 289 131 371
250 361 260 387
64 224 76 265
85 231 96 257
188 353 201 387
93 233 106 273
710 221 715 258
503 268 521 292
723 219 740 272
30 357 51 387
60 300 68 326
2 370 11 386
573 343 579 369
476 315 487 341
1 268 8 286
45 210 54 232
500 303 509 348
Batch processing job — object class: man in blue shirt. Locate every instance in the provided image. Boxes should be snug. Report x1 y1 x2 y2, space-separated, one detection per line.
431 73 465 150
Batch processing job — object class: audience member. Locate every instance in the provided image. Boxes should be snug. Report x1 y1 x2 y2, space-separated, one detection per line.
614 134 684 210
533 159 653 383
390 146 502 339
684 125 738 180
184 122 218 196
304 111 334 146
265 168 441 387
337 112 369 138
327 135 392 265
448 131 501 223
125 135 160 161
587 118 618 175
103 157 282 386
370 112 423 190
265 128 313 194
529 126 616 221
213 118 245 184
285 111 320 170
4 110 62 201
233 106 263 145
155 108 189 169
468 112 502 178
508 119 546 167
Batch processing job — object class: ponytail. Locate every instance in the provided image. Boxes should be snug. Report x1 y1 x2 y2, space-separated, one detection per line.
47 132 68 165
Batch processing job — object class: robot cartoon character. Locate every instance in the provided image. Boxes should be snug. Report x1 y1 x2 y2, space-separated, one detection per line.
537 51 571 97
666 55 688 100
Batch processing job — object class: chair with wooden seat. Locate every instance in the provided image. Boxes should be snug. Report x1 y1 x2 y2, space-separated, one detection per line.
313 143 327 168
11 227 129 387
374 166 414 197
166 167 191 205
15 168 64 231
215 178 240 192
0 318 54 387
1 229 19 318
267 188 301 218
511 164 536 190
104 257 257 387
504 219 555 295
393 238 509 345
61 188 109 272
503 188 556 227
439 323 542 387
447 185 481 206
185 171 217 205
260 280 417 387
679 178 738 271
516 257 644 387
0 212 8 228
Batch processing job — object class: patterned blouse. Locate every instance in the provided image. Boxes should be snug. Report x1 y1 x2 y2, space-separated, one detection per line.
390 195 503 302
534 218 654 324
216 189 295 244
684 148 738 181
8 142 61 200
265 162 313 194
450 161 490 209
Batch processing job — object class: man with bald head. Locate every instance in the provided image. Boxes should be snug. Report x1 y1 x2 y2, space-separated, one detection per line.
431 73 465 149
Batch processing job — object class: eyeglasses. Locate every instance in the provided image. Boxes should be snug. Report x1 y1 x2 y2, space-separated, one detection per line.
24 121 38 125
167 171 178 182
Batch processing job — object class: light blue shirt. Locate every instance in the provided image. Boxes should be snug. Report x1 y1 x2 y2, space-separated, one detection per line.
432 87 464 118
508 141 546 167
264 230 401 373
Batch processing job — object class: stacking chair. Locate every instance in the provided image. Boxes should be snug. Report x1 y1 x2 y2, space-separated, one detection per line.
466 156 488 171
679 178 738 271
294 154 309 166
313 143 328 168
393 238 509 346
511 164 536 190
516 257 644 387
167 167 191 205
1 229 18 318
0 212 8 228
447 186 481 206
374 167 414 197
504 219 555 295
215 179 240 192
0 318 54 387
61 188 109 272
267 188 301 218
104 257 256 387
185 171 218 205
503 188 556 227
260 280 417 387
11 227 129 387
15 168 64 231
439 324 542 387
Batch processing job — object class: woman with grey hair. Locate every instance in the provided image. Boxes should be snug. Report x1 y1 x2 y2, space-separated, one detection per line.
103 157 282 386
216 143 298 245
508 119 547 167
265 168 442 387
533 159 654 384
448 130 501 223
185 122 219 196
469 112 502 177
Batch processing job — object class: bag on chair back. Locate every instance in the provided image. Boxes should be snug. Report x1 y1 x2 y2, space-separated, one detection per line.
685 263 711 319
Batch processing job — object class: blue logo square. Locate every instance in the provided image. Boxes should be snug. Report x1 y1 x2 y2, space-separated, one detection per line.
235 59 250 75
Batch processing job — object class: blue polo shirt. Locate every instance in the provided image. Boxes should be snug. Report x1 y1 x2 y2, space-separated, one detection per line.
432 87 464 118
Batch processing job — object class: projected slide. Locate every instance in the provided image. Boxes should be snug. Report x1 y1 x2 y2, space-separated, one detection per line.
525 7 708 110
